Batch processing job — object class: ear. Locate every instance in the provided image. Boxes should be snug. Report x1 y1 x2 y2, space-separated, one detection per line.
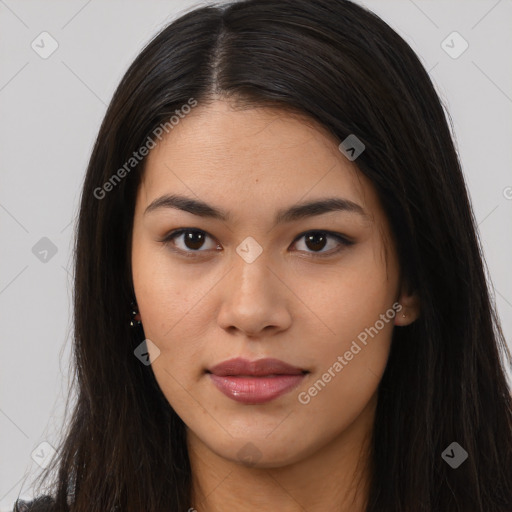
394 283 421 326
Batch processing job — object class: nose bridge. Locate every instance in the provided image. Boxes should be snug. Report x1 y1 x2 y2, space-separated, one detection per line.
216 241 290 335
231 241 273 296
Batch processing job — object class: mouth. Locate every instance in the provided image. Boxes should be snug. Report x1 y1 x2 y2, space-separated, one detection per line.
206 357 309 404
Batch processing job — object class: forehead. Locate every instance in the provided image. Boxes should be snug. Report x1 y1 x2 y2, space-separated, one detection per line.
138 100 377 221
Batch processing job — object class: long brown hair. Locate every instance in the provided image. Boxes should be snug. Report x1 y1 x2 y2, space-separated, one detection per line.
15 0 512 510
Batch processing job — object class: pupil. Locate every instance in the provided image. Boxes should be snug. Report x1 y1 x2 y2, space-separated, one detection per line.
305 233 326 251
185 230 204 250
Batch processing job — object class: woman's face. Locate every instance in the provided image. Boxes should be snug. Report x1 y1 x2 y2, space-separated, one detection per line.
131 99 416 468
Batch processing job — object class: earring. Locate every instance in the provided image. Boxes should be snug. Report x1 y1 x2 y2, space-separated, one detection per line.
130 300 142 328
402 312 406 318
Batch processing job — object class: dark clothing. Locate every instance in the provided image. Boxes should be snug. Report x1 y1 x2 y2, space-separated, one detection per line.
13 496 55 512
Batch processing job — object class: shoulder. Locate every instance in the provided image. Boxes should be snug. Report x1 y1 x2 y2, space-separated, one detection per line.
13 496 55 512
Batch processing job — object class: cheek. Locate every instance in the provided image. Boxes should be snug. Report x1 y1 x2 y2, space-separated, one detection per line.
131 247 249 415
132 235 209 334
307 245 398 346
131 239 207 384
295 314 394 439
297 246 397 403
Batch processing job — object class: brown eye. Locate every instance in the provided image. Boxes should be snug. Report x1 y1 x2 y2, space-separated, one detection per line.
180 230 207 250
161 229 219 253
291 231 353 257
304 232 328 251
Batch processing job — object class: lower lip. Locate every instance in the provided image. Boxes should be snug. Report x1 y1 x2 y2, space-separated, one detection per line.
208 373 306 404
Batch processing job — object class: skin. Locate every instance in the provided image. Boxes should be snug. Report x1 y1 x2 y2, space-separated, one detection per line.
131 99 420 512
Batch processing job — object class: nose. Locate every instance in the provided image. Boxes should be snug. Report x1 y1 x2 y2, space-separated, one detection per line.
216 254 292 338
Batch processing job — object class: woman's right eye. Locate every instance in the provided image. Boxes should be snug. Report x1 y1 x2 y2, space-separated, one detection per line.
160 229 220 255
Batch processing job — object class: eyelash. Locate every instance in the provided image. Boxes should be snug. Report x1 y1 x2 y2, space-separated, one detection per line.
159 228 354 258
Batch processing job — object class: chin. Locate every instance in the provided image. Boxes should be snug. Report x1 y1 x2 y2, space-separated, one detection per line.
211 437 312 469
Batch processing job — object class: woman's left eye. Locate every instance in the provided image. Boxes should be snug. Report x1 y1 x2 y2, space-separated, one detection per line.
160 229 353 257
292 230 353 256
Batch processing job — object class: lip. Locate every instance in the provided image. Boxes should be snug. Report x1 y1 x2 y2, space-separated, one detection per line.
207 357 308 404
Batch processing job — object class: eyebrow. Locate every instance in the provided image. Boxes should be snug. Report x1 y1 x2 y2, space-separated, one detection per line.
144 193 370 225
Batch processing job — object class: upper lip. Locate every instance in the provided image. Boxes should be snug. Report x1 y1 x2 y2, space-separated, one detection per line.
207 357 308 377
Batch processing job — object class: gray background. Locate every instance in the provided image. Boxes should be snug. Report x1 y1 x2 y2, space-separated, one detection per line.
1 0 511 508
